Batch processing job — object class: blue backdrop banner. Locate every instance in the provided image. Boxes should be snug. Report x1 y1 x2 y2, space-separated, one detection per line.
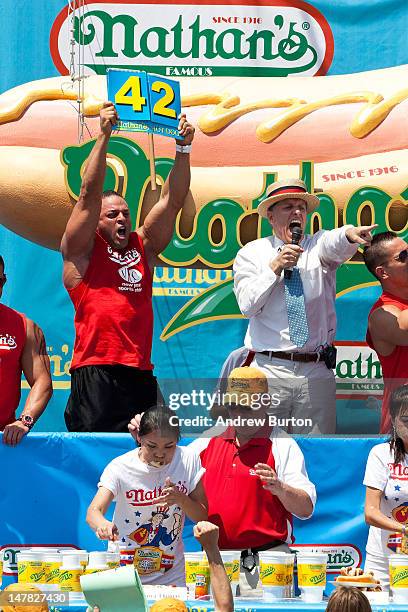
0 434 385 594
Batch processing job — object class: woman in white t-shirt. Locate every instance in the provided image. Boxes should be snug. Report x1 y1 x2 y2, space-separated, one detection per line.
364 385 408 588
86 406 207 586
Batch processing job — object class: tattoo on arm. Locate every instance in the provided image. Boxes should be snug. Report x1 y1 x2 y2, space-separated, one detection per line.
33 323 51 374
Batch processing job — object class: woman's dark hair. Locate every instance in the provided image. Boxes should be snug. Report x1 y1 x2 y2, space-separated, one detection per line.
139 405 180 442
326 586 371 612
389 385 408 464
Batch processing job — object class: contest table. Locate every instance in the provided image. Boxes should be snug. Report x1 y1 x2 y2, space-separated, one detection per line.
46 601 408 612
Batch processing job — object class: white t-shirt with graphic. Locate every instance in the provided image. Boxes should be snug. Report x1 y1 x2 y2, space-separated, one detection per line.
363 443 408 558
98 446 205 585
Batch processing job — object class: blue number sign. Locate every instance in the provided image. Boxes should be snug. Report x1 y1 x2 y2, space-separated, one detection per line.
107 68 181 138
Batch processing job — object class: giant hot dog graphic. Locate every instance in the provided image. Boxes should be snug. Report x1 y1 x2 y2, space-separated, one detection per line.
0 65 407 258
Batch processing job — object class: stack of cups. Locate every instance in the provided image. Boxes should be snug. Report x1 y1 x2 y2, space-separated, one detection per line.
389 553 408 603
284 553 296 598
86 552 110 574
106 552 121 569
259 551 292 600
185 552 210 599
59 553 84 600
217 552 240 597
43 552 62 591
59 549 89 571
17 551 47 588
296 552 327 603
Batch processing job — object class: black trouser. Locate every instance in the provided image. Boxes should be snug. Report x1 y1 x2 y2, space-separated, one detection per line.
65 365 161 432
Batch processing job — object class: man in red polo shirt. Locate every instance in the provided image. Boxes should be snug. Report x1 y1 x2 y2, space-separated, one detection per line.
363 231 408 433
129 366 316 594
188 366 316 594
0 255 53 445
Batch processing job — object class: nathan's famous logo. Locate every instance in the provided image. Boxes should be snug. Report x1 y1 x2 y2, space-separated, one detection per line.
126 481 188 506
108 245 142 285
292 545 361 572
389 464 408 481
392 503 408 524
62 137 408 339
50 1 333 77
0 333 17 350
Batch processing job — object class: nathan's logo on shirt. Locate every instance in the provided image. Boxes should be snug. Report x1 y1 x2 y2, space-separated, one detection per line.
392 503 408 524
107 246 143 291
388 463 408 481
126 481 188 506
0 333 17 350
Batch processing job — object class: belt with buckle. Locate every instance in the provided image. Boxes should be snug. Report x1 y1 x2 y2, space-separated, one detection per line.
259 350 321 363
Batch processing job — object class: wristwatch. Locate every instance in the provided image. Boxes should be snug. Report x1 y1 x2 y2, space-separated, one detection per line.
17 414 35 430
175 143 192 154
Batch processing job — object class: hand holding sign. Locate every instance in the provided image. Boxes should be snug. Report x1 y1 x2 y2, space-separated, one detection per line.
100 102 119 136
176 114 195 145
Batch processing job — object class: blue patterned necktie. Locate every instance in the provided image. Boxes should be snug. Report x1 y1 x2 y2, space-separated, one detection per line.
284 268 309 347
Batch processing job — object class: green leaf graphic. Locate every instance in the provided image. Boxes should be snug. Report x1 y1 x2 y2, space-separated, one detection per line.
160 278 242 340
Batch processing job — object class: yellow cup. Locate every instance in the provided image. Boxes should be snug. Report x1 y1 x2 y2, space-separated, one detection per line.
389 554 408 603
259 552 289 600
185 553 210 599
25 561 47 585
297 553 327 603
44 562 62 585
297 563 326 587
59 569 83 592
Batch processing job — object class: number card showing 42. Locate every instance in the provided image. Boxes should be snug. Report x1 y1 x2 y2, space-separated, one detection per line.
107 69 181 138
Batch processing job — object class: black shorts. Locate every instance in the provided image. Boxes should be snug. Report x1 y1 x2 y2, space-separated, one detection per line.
65 365 162 432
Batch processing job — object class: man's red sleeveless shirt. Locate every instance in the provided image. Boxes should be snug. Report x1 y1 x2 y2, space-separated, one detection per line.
68 232 153 371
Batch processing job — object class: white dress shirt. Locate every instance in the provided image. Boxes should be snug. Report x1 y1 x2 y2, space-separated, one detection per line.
233 227 358 353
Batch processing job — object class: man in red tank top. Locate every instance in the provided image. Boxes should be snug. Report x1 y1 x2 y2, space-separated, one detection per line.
0 256 53 445
363 232 408 433
61 103 194 432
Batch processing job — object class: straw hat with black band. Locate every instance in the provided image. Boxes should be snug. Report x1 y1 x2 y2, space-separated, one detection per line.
257 179 320 218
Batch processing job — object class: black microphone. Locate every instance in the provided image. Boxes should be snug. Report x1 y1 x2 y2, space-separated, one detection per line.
284 224 302 280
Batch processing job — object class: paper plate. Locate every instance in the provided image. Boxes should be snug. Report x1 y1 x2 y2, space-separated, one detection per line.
330 580 380 589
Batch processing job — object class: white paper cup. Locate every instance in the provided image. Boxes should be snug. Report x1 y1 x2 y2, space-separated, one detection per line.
210 552 239 598
297 552 327 603
226 551 241 597
389 554 408 603
59 549 89 569
259 551 288 600
300 586 324 603
105 552 121 569
18 551 48 587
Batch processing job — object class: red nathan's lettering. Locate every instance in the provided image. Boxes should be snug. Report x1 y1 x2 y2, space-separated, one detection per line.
243 17 262 23
389 463 408 478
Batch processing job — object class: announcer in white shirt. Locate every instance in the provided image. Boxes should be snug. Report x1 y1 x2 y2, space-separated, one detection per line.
233 178 376 434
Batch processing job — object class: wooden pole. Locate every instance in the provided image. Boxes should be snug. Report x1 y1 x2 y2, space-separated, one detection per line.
148 133 157 191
